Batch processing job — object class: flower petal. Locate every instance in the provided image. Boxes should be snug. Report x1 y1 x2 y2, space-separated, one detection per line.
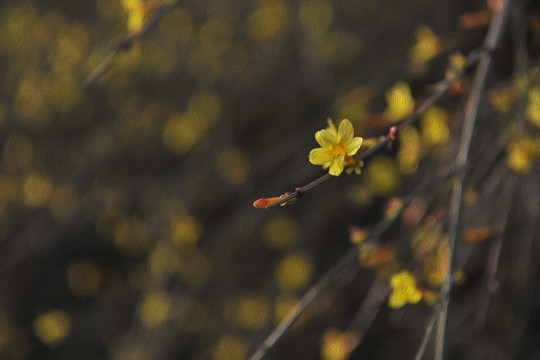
315 129 336 147
337 119 354 143
326 118 338 136
329 156 345 176
388 291 407 309
345 136 363 155
309 148 333 165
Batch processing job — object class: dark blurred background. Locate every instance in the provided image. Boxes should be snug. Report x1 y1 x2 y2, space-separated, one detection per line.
1 0 539 359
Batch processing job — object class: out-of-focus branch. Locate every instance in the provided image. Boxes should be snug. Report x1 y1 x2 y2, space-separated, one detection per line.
342 277 390 354
435 1 512 359
82 1 175 89
476 172 516 325
414 302 442 360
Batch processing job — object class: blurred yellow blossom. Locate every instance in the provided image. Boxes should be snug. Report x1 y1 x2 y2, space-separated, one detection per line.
410 26 442 72
526 87 540 128
388 271 422 309
121 0 159 33
275 252 314 290
33 310 71 346
420 106 450 147
213 333 248 360
321 328 356 360
507 136 540 174
309 119 363 176
398 127 421 175
384 82 415 122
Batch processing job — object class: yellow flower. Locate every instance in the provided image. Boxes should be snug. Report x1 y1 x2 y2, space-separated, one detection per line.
309 119 363 176
507 136 540 174
121 0 158 33
388 270 422 309
345 157 364 175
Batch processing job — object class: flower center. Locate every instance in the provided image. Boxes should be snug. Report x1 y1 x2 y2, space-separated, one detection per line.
331 144 345 158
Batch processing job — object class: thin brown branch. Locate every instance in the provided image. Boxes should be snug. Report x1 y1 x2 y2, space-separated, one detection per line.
265 53 478 210
414 302 442 360
476 172 516 325
82 1 174 88
342 277 390 353
435 1 512 359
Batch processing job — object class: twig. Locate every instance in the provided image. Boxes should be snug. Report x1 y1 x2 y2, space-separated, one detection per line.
82 1 174 88
265 52 479 210
342 277 390 353
476 173 516 325
414 302 442 360
435 1 512 359
249 168 457 360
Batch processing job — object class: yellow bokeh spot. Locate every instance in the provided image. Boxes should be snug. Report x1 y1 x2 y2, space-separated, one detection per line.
139 291 172 329
66 260 101 297
113 217 149 256
247 0 289 42
526 87 540 128
23 173 54 208
49 186 79 220
489 87 515 113
230 295 271 330
148 243 177 275
274 294 300 324
162 92 221 154
170 215 203 247
275 253 314 290
410 26 442 72
321 329 353 360
263 215 299 250
213 334 248 360
397 127 421 175
365 155 400 196
14 71 49 123
384 81 415 122
507 136 540 174
217 149 250 185
116 345 149 360
424 237 450 287
350 184 373 206
421 106 450 147
322 31 361 64
176 299 210 332
298 0 333 35
176 251 212 285
33 310 71 346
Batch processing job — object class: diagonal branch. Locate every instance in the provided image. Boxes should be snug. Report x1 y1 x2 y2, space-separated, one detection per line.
82 1 175 88
265 52 479 210
434 1 512 359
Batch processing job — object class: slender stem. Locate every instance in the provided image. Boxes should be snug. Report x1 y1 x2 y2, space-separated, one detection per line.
343 277 390 352
477 173 516 325
435 2 512 359
414 302 442 360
